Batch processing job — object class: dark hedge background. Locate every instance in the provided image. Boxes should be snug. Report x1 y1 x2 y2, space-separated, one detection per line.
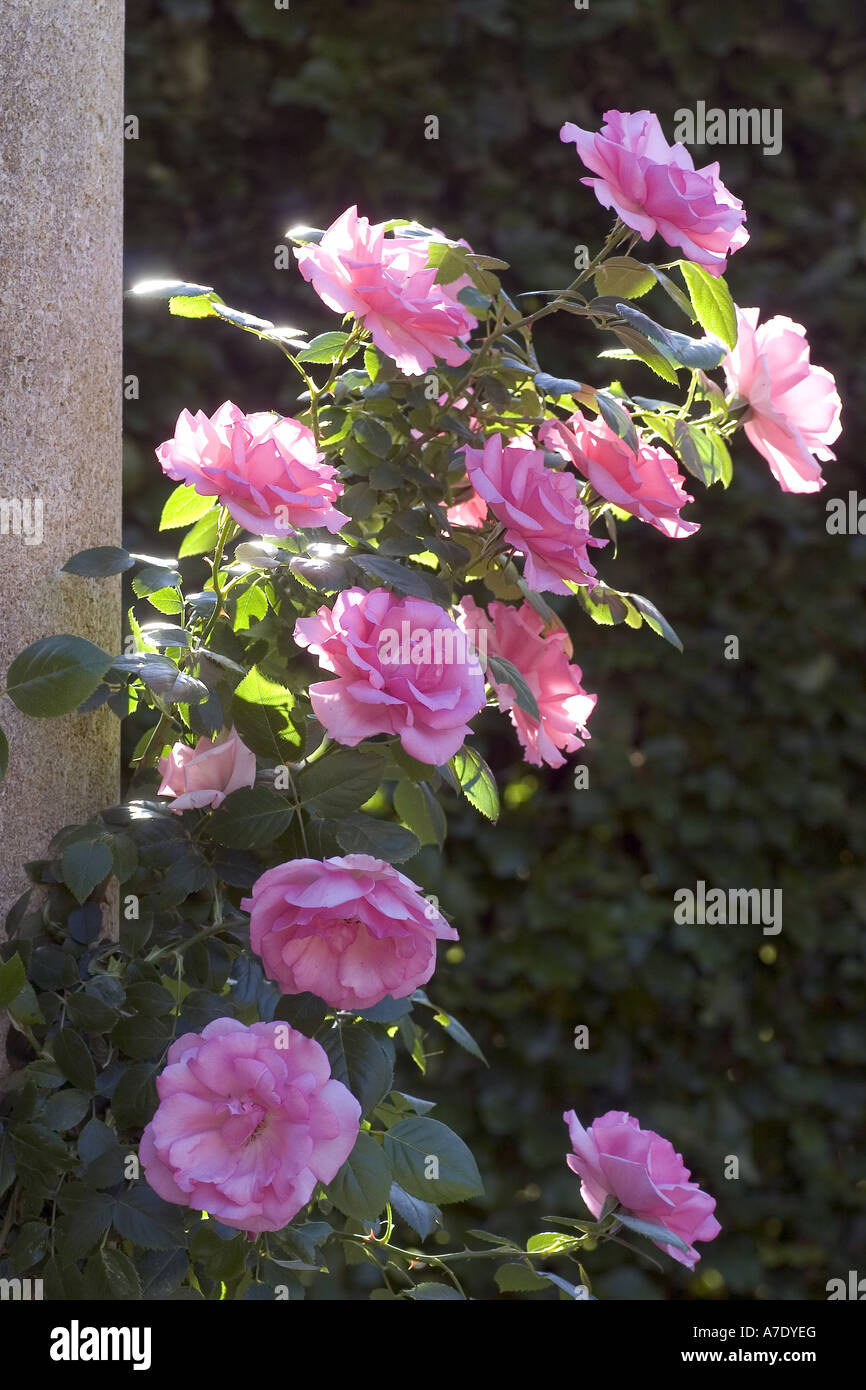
124 0 865 1299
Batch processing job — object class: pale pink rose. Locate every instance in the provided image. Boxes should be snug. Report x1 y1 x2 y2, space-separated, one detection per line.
722 307 842 493
564 1109 721 1269
157 728 256 813
540 410 699 539
561 110 748 277
140 1018 360 1233
446 482 488 529
294 207 476 376
156 401 348 535
294 587 486 764
458 596 596 769
243 854 458 1011
463 434 605 594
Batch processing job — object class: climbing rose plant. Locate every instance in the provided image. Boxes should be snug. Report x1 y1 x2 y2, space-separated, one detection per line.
0 110 840 1301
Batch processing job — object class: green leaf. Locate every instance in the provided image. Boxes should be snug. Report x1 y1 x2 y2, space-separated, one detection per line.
62 546 135 576
83 1248 142 1300
456 284 490 317
61 840 113 904
232 665 302 760
605 325 680 385
393 781 445 848
353 416 392 457
320 1023 394 1116
495 1263 551 1292
6 635 112 717
673 420 732 488
297 330 352 364
11 1123 76 1180
486 655 540 721
352 553 448 605
616 1211 693 1255
335 813 421 864
383 1117 483 1204
388 1181 442 1241
41 1088 91 1131
326 1131 392 1221
62 1190 116 1260
614 304 727 371
133 566 182 598
110 1064 158 1130
0 952 26 1008
112 1187 184 1250
208 786 294 848
526 1231 581 1255
448 746 499 822
678 262 738 349
178 507 221 557
52 1029 97 1092
594 391 640 454
112 1014 173 1061
364 347 381 382
594 256 656 300
431 1009 487 1065
411 1282 465 1299
160 484 218 531
168 293 218 319
298 748 384 817
533 371 586 398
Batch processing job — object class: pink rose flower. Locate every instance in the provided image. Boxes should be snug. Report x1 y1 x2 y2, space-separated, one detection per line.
294 207 476 376
156 401 348 535
564 1109 721 1269
722 307 842 493
294 586 486 764
243 854 458 1011
561 110 748 277
140 1018 360 1233
446 482 488 529
458 596 596 769
157 728 256 813
540 409 699 539
463 434 605 594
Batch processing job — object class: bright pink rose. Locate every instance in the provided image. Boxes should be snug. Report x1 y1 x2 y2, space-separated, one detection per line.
140 1017 360 1233
156 401 348 535
722 307 842 493
294 586 486 764
540 410 699 539
157 728 256 813
446 482 488 529
294 207 476 376
458 596 596 769
564 1109 721 1269
463 434 605 595
243 854 458 1011
561 110 748 277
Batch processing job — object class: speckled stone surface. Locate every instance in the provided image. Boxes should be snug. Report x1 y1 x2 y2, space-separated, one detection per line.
0 1 124 1067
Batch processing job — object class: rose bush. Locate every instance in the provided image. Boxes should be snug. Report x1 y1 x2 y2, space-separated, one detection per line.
0 108 840 1300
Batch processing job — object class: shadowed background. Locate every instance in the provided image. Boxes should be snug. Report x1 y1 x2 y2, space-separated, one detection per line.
124 0 865 1298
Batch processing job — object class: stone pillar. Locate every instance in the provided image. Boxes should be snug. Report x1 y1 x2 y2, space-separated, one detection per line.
0 1 124 1053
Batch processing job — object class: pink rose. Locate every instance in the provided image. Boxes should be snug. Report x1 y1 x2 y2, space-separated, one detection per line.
140 1018 360 1233
463 434 605 594
156 401 348 535
243 854 458 1011
458 596 596 769
561 110 748 277
722 307 842 493
294 207 476 376
540 409 699 539
564 1109 721 1269
157 728 256 813
294 586 486 764
446 481 488 529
